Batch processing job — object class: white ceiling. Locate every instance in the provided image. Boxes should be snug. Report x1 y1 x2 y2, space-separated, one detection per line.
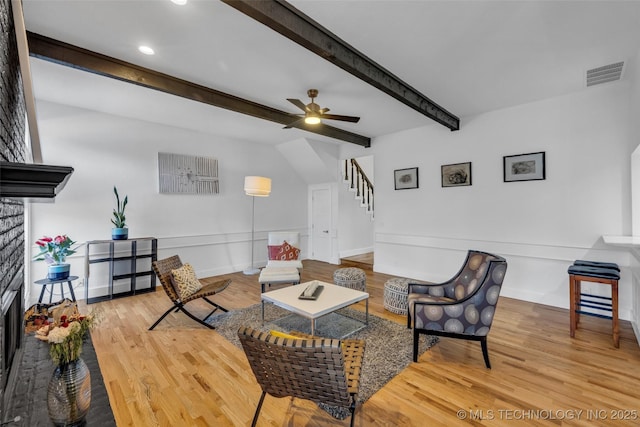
22 0 640 146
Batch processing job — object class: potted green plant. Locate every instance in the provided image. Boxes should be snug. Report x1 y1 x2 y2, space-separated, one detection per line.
33 235 77 280
111 186 128 240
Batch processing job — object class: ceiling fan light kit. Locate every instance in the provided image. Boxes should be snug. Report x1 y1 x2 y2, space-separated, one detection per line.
304 115 321 125
285 89 360 129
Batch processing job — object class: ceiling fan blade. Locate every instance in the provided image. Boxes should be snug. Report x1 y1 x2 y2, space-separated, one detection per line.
319 107 330 114
283 117 305 129
287 98 308 112
321 114 360 123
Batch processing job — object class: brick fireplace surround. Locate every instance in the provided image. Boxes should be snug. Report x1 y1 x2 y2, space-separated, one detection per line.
1 0 28 421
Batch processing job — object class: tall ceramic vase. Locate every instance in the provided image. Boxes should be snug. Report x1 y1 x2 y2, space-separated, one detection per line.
47 358 91 427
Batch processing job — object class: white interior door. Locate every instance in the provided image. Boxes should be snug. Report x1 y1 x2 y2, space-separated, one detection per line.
311 186 332 263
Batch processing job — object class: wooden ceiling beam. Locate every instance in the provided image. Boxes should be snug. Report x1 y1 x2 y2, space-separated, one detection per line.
26 32 371 147
221 0 460 131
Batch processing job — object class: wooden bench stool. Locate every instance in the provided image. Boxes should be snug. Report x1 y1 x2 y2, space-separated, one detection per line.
568 260 620 348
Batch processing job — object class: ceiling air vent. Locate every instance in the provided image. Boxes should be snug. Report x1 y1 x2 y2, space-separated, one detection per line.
586 61 624 87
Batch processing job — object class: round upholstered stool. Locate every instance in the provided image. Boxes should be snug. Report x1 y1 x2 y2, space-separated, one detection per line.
383 278 411 315
333 267 366 292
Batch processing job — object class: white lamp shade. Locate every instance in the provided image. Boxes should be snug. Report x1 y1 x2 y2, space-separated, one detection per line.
244 176 271 196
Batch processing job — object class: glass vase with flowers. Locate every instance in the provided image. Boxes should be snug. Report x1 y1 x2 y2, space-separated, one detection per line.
36 311 98 426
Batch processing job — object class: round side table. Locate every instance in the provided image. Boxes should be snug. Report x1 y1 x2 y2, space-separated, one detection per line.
34 276 79 303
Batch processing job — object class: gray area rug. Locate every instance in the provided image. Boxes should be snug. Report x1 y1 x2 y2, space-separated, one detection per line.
208 303 438 419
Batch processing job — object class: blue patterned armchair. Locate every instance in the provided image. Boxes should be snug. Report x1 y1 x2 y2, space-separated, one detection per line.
407 250 507 368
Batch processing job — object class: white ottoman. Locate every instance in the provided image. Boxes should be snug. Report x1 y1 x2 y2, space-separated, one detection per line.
384 278 412 315
266 259 303 270
259 267 300 290
333 267 366 291
259 267 300 320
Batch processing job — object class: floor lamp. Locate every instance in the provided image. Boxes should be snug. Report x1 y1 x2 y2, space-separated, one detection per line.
243 176 271 275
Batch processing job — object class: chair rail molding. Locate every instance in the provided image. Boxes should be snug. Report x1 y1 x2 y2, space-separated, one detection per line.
157 230 308 278
374 232 634 321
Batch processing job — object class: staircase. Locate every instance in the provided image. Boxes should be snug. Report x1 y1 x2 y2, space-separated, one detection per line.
340 252 374 271
343 158 374 219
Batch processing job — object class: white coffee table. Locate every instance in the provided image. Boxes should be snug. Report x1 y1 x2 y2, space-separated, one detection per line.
261 280 369 336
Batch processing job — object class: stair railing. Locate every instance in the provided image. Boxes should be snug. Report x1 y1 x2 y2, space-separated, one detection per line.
344 159 374 215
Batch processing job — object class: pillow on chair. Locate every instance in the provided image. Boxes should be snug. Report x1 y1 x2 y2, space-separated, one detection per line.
171 263 203 299
267 244 283 260
276 240 300 260
269 330 310 340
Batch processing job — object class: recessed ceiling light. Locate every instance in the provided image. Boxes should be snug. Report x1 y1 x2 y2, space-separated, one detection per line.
171 0 187 5
138 45 155 55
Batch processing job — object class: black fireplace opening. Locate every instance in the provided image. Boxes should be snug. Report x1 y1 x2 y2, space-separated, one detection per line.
1 269 25 422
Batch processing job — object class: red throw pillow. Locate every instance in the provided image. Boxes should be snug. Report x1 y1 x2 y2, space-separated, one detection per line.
276 240 300 260
268 245 283 260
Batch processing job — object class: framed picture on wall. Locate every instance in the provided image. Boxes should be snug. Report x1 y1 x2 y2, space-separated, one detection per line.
441 162 472 187
394 167 419 190
503 152 546 182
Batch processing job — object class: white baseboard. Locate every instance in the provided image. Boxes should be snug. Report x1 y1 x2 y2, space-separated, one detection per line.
632 318 640 347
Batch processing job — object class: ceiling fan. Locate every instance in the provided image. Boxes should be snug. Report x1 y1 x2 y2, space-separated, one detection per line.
284 89 360 128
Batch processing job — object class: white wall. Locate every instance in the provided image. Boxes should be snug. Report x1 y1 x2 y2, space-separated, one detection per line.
628 50 640 336
337 180 374 258
369 83 636 320
28 100 308 304
28 81 638 330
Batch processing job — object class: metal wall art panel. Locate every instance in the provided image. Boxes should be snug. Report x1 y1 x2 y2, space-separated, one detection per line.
158 153 219 194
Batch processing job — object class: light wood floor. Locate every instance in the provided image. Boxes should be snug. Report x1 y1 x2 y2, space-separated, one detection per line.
341 252 373 268
85 260 640 426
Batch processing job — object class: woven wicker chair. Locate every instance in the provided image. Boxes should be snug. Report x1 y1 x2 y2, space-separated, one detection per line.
237 327 365 427
149 255 231 330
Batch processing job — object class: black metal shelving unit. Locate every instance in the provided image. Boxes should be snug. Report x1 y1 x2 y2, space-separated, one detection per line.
84 237 157 304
